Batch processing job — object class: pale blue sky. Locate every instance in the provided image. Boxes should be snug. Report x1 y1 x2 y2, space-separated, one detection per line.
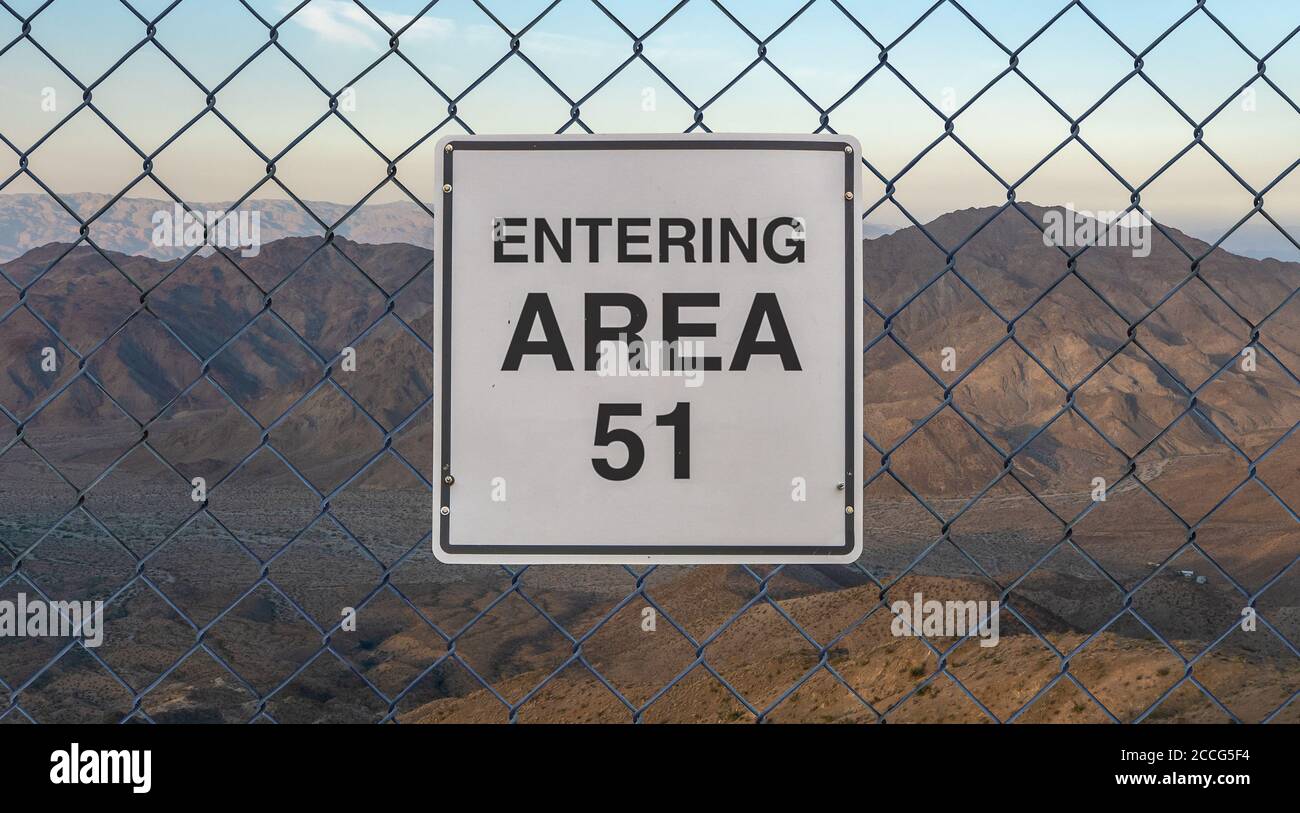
1 0 1299 255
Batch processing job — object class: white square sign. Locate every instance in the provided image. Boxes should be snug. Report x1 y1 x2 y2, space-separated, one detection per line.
433 134 862 563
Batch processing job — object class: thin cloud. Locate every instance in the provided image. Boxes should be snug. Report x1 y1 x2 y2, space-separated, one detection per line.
289 0 454 49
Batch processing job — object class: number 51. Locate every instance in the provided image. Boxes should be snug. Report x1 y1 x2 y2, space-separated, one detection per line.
593 402 690 481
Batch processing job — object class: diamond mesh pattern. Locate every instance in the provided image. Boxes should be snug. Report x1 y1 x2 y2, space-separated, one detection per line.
0 0 1297 723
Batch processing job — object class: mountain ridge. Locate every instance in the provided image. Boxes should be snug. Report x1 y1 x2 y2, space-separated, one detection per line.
1 204 1296 519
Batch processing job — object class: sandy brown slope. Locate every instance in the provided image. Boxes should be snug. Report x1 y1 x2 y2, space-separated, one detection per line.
395 569 1300 724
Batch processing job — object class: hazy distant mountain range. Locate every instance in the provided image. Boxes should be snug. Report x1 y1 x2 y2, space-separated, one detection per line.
3 192 1295 263
0 193 437 262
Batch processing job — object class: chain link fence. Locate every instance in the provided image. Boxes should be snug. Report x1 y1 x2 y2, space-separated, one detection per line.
0 0 1297 723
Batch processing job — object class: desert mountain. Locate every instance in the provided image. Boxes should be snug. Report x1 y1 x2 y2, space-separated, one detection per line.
0 204 1296 519
0 237 434 496
864 205 1300 497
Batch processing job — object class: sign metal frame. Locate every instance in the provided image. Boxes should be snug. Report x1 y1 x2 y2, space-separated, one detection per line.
434 134 862 564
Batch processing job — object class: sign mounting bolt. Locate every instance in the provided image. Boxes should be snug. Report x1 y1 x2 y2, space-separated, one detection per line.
444 475 455 485
444 143 454 153
845 505 855 515
844 145 853 154
440 506 450 515
844 191 854 201
443 184 452 194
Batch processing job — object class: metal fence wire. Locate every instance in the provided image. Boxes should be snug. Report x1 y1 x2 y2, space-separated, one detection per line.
0 0 1298 724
